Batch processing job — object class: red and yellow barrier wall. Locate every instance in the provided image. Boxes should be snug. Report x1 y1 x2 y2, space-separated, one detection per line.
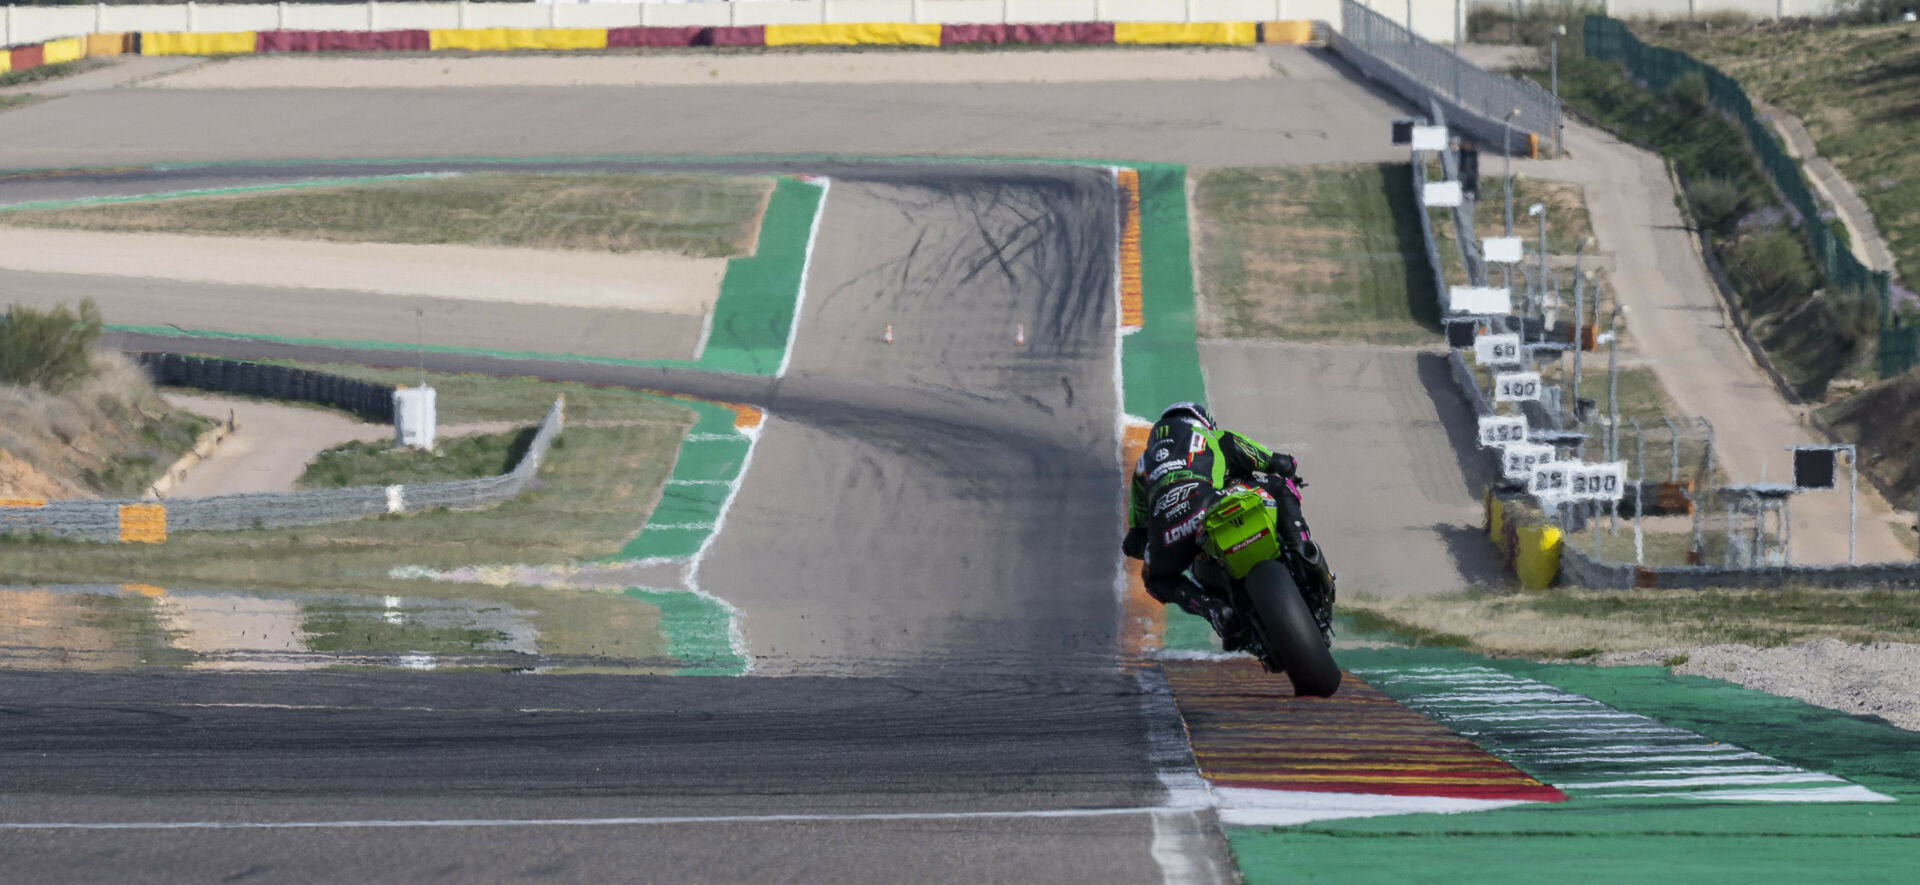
0 19 1318 69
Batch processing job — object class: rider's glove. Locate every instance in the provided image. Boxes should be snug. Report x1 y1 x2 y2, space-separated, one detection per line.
1266 453 1298 478
1122 526 1148 560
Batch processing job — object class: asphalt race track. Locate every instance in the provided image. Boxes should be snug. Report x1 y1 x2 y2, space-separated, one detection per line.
0 48 1415 882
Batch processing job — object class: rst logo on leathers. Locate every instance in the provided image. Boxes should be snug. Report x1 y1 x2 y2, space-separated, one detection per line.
1162 511 1204 545
1153 482 1202 516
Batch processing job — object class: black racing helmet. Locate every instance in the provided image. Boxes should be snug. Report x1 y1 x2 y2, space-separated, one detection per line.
1160 401 1216 431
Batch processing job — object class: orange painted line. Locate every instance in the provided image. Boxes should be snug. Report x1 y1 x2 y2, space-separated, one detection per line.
1117 168 1144 330
0 497 47 508
727 403 765 430
1118 420 1161 661
120 583 168 598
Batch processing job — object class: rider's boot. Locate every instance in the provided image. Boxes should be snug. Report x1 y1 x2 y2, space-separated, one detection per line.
1193 593 1252 652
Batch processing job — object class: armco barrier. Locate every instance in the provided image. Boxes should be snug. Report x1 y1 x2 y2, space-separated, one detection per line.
134 352 397 424
1559 544 1920 589
0 396 564 543
940 22 1113 44
258 29 430 53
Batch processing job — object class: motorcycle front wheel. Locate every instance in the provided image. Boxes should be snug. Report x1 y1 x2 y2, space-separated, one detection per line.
1243 559 1341 697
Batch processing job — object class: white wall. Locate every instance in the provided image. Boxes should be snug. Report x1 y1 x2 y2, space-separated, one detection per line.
4 0 1856 50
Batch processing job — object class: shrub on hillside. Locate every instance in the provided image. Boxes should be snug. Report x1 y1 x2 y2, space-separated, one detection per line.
1729 229 1820 310
0 299 103 392
1688 174 1744 232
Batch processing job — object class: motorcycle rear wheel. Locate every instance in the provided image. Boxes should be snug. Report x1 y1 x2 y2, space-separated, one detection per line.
1243 560 1341 697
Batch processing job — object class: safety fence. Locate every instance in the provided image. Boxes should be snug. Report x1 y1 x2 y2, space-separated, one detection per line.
1584 15 1914 378
1333 0 1557 155
134 352 395 423
1559 543 1920 589
0 390 564 544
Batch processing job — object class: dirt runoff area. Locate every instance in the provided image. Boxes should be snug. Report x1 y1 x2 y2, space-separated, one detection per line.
0 229 724 315
138 48 1279 90
1597 640 1920 733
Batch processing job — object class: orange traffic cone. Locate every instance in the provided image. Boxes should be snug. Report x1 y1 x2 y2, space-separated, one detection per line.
1015 323 1026 346
883 324 893 345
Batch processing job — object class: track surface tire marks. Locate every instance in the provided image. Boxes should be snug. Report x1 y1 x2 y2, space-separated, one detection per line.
704 168 1121 674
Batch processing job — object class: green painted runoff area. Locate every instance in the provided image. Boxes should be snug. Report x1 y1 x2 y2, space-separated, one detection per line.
1228 645 1920 883
624 587 747 677
1122 163 1208 420
695 176 821 376
612 400 750 561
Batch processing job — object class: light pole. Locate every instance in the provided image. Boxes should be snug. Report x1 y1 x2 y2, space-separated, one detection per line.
1454 0 1464 101
1568 236 1594 415
1503 108 1520 235
1551 25 1568 156
1605 305 1628 463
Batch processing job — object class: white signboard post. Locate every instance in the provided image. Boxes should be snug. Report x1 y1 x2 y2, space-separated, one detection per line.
1411 125 1449 151
1483 236 1523 264
1478 416 1528 448
1423 180 1463 208
1530 461 1572 502
1475 333 1521 366
1503 443 1555 482
1449 286 1512 315
1570 462 1628 502
1494 372 1542 403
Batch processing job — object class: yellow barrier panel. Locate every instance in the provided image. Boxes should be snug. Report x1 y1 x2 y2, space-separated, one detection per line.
117 503 167 544
141 32 257 56
429 28 610 52
86 33 129 57
1486 491 1505 543
0 54 12 75
764 23 943 47
1514 523 1562 589
43 38 85 65
1114 22 1257 45
1262 21 1314 44
0 497 47 508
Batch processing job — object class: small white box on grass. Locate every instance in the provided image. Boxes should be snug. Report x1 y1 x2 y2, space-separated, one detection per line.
394 386 437 451
1483 237 1523 264
1423 180 1463 207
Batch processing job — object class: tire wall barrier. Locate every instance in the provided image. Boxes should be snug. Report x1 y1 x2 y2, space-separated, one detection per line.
0 392 565 544
3 9 1325 65
134 353 396 424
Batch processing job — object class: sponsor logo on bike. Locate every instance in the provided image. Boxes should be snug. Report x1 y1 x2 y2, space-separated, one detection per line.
1227 527 1272 554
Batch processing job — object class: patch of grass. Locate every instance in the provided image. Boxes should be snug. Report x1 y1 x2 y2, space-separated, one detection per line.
1343 585 1920 657
0 59 106 90
1466 175 1596 255
1194 164 1439 344
0 366 696 590
1662 651 1692 667
0 172 775 258
1 349 213 499
1342 605 1476 648
298 427 536 489
249 359 677 426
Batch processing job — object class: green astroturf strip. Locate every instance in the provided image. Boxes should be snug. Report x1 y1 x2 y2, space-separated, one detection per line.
1122 163 1207 420
623 587 746 677
1161 610 1217 653
1226 829 1919 885
695 177 824 376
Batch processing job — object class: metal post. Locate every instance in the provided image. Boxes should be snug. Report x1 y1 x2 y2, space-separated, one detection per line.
1631 417 1645 564
1408 0 1415 43
1849 447 1858 565
1695 417 1714 560
1606 306 1624 463
1752 497 1764 568
1551 26 1565 156
1783 496 1792 567
1569 248 1587 418
1503 112 1516 235
1454 0 1464 101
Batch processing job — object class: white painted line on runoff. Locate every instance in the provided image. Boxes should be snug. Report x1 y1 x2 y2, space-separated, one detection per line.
666 479 733 486
1212 788 1539 828
1359 665 1895 803
774 177 830 380
0 806 1195 832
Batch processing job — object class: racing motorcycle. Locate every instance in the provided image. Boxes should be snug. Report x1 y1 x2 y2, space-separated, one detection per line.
1189 477 1342 697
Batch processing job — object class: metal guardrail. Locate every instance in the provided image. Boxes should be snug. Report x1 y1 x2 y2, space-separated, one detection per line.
1337 0 1558 154
0 389 564 543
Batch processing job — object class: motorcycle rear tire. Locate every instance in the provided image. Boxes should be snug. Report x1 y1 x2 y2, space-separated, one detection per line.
1244 560 1341 697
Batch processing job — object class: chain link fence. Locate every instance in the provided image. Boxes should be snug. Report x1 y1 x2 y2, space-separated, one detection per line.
1336 0 1559 154
1 372 564 542
1584 15 1912 377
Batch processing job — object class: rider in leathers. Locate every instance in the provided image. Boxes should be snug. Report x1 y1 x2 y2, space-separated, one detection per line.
1122 402 1336 650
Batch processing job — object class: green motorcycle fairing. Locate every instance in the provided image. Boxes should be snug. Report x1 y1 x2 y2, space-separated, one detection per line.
1198 482 1283 580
